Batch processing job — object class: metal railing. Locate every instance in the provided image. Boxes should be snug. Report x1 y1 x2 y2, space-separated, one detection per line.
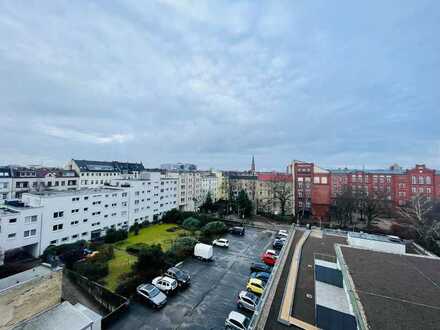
248 224 296 329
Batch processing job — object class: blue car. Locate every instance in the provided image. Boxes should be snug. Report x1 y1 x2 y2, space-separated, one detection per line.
250 271 270 283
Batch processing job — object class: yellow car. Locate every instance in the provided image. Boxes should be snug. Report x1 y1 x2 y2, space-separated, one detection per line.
246 278 265 296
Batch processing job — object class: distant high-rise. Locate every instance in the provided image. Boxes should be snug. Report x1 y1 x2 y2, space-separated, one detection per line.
250 155 255 173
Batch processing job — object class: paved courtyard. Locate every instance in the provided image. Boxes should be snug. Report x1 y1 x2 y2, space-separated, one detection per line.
108 227 275 330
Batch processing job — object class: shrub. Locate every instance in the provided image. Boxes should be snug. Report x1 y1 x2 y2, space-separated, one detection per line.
42 240 87 267
115 274 143 297
126 243 149 255
182 217 201 231
169 237 198 260
202 221 227 236
130 223 141 235
133 244 166 279
104 229 128 244
390 223 417 240
162 209 197 225
96 244 114 261
74 260 108 281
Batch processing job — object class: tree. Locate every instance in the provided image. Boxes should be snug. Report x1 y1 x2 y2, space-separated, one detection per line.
201 221 227 236
265 178 292 216
330 186 356 227
398 194 436 239
236 190 253 218
133 244 166 279
356 189 390 229
200 192 214 213
182 217 202 232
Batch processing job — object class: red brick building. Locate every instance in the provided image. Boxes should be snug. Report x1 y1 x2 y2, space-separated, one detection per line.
287 161 439 221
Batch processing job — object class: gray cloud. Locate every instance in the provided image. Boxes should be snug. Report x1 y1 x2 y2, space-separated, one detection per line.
0 0 439 171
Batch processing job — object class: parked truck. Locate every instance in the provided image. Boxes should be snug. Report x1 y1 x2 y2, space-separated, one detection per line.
194 243 213 261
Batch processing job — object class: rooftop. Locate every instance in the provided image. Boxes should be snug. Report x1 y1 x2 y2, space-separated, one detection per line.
338 245 440 330
25 187 123 198
348 232 404 244
13 301 96 330
0 265 54 292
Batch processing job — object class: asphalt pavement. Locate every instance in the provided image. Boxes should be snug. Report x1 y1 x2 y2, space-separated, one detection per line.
108 227 275 330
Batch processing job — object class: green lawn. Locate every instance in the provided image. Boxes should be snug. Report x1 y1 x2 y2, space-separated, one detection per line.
104 223 187 291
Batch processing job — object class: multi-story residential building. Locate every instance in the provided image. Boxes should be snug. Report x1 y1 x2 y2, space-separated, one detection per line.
0 167 12 202
200 172 218 203
256 172 293 215
110 171 178 223
288 161 440 221
0 201 42 264
224 171 258 204
7 167 79 199
174 171 202 212
161 163 197 171
65 159 145 188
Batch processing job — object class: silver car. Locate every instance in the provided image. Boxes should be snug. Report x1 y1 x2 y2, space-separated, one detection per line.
225 311 250 330
237 290 259 312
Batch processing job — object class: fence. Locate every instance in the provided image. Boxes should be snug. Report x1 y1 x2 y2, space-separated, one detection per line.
64 268 129 329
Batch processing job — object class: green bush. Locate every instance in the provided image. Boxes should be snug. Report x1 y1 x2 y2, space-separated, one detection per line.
169 237 198 260
126 243 149 255
74 260 108 282
133 244 166 279
104 229 128 244
115 274 143 297
96 244 114 261
182 217 201 231
202 221 227 236
162 209 197 225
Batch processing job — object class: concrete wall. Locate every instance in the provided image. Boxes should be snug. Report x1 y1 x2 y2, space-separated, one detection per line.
347 236 405 254
0 269 62 330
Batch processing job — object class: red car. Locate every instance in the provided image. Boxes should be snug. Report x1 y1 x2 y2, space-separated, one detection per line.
260 253 277 266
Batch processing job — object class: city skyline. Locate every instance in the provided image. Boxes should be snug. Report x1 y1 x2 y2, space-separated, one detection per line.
1 1 439 170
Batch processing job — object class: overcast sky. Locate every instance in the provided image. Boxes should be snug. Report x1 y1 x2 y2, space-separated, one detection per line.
1 1 439 171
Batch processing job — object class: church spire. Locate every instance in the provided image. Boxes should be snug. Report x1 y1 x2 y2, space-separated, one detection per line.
251 155 255 173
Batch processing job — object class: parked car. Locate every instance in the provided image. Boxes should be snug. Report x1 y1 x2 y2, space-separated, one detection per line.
273 238 285 250
260 253 277 266
249 271 270 283
278 229 288 236
164 267 191 288
225 311 250 330
194 243 214 261
246 278 265 296
229 226 245 236
265 249 278 257
136 283 167 309
237 290 259 312
212 238 229 247
152 276 178 295
276 233 288 239
250 262 272 273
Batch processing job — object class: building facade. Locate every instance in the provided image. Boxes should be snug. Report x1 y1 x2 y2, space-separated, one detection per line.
0 167 12 202
288 161 440 221
256 172 293 215
160 163 197 171
200 172 219 203
66 159 145 188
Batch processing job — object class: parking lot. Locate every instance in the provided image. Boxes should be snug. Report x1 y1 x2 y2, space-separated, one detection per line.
108 227 275 330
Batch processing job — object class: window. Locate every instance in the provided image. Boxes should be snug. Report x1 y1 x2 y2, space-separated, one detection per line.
71 220 79 225
84 196 89 200
8 233 16 239
412 176 417 184
9 218 17 223
82 232 88 236
419 176 424 185
412 187 417 193
72 197 80 202
72 234 79 239
321 177 328 184
53 211 64 218
24 215 38 224
313 177 320 184
426 176 432 185
62 237 69 242
50 240 58 244
84 208 89 212
122 192 128 197
52 224 64 231
71 209 79 213
83 219 88 223
24 229 37 238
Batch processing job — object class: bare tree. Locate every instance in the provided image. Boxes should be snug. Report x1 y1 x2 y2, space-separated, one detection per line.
265 178 293 216
398 194 435 239
357 189 390 229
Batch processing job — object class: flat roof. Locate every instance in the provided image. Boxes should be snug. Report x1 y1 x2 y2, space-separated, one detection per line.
14 301 93 330
348 232 404 244
339 245 440 330
25 187 123 198
0 265 54 292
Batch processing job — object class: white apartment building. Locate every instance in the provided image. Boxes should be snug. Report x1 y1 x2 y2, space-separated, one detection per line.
110 171 178 224
21 188 129 254
0 202 42 265
0 167 12 202
174 171 202 212
66 159 145 188
201 172 219 203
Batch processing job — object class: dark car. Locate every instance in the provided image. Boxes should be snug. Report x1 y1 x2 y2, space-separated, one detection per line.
250 262 272 273
250 271 270 283
164 267 191 288
273 239 285 250
229 226 245 236
137 283 167 309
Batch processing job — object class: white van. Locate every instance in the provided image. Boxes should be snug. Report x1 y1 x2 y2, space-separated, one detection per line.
194 243 213 261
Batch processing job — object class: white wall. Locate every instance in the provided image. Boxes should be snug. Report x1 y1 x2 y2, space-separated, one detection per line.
347 234 406 254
